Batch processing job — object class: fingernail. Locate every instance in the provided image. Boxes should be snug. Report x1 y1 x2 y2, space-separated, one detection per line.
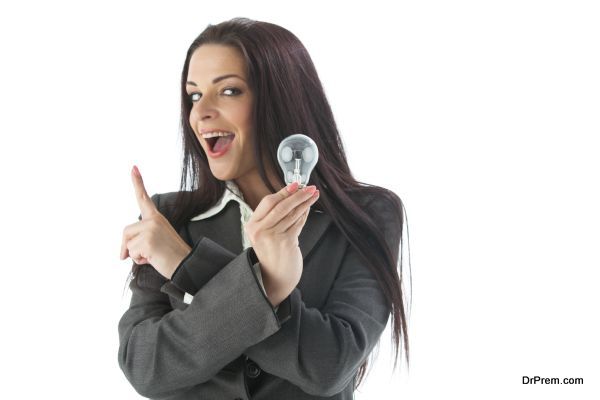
286 181 299 193
304 185 316 194
312 189 320 197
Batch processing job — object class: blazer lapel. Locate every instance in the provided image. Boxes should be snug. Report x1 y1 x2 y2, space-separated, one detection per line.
186 201 244 255
298 210 332 259
185 201 332 259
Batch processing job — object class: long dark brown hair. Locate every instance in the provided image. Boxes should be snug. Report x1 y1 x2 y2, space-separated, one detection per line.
126 17 411 389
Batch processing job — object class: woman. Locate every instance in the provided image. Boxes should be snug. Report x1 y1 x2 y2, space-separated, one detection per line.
118 17 410 399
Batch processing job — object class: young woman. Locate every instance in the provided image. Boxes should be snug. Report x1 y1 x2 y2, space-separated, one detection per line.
118 17 410 400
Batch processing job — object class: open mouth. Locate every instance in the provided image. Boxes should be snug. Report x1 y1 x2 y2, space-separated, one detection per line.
205 133 235 154
206 136 219 150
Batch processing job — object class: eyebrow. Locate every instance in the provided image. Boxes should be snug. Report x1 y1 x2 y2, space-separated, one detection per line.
186 74 245 86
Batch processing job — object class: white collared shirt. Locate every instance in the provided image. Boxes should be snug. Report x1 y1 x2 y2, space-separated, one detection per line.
190 180 254 250
189 180 271 304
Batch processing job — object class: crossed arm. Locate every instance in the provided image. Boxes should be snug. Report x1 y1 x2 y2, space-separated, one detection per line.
117 193 399 398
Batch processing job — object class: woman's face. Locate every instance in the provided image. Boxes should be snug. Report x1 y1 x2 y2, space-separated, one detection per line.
186 44 257 182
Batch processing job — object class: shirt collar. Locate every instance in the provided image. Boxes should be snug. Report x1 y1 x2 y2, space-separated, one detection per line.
190 180 252 221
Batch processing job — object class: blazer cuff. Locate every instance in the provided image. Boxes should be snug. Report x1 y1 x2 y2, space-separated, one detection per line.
252 261 268 298
171 250 269 307
166 240 288 325
160 280 193 305
275 294 291 324
247 247 290 324
170 236 237 295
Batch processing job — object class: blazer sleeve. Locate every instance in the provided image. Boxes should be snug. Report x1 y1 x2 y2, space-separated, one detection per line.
117 194 288 399
243 194 403 397
168 235 276 311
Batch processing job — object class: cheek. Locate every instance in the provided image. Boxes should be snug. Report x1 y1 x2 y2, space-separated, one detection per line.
188 115 200 139
232 99 253 127
239 130 254 150
188 113 195 129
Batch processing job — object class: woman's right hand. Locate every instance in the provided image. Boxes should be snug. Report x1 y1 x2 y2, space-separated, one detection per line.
244 182 320 306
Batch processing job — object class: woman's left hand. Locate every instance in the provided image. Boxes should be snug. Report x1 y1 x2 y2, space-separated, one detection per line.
120 166 192 280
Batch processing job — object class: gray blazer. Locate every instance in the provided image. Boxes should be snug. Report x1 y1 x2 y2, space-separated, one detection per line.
118 190 401 399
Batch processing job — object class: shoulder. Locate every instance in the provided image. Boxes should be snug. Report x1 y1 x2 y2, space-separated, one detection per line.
346 187 405 247
148 191 184 213
348 186 403 223
142 191 191 228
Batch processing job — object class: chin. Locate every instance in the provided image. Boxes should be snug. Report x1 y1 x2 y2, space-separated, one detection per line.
208 167 234 182
209 171 228 182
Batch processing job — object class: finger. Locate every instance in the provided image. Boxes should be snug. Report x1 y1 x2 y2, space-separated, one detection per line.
261 185 318 230
298 207 310 228
252 181 300 221
121 233 134 261
121 232 129 260
132 254 148 265
120 221 145 260
121 236 136 261
133 255 149 265
278 190 319 233
131 165 158 219
120 241 129 260
285 203 311 237
274 188 318 234
126 234 149 265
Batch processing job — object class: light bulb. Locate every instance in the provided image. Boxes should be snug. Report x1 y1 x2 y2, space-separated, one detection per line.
277 133 319 188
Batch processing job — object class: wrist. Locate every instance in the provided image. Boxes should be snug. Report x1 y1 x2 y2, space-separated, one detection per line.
260 268 291 307
167 245 192 280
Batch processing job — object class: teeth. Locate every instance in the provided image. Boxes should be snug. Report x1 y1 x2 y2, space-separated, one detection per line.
201 131 235 138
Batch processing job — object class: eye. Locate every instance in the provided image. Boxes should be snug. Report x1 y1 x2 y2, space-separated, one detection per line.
222 87 241 96
187 87 242 103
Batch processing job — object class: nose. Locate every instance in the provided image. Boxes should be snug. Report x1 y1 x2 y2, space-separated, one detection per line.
191 96 218 122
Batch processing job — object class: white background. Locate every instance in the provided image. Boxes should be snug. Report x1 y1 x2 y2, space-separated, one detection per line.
1 0 598 399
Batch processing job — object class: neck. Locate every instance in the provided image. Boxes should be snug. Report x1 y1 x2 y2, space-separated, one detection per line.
234 168 284 211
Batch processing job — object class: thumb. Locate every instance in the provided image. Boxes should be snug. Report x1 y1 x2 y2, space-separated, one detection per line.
278 181 300 199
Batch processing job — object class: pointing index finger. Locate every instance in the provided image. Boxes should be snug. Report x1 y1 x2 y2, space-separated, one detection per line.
132 165 157 219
